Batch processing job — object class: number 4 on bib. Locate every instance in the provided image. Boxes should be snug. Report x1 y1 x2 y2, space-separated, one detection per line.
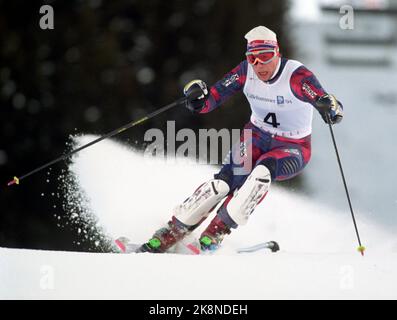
264 112 280 128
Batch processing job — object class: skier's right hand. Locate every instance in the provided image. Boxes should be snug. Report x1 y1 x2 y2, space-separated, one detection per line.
183 79 209 112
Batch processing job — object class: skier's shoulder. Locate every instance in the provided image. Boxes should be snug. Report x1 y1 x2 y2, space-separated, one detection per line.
220 60 248 81
285 58 304 69
220 60 248 87
285 59 318 84
285 58 326 103
232 59 249 74
284 58 310 75
274 58 310 83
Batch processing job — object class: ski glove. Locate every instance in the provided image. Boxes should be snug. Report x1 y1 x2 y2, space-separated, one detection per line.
316 94 343 125
183 79 209 112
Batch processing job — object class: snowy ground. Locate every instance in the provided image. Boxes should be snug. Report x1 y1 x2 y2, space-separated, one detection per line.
2 247 397 300
1 136 397 299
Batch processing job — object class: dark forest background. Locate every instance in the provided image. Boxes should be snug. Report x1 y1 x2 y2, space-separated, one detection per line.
0 0 292 251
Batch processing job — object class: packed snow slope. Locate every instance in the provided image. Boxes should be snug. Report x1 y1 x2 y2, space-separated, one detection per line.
1 136 397 299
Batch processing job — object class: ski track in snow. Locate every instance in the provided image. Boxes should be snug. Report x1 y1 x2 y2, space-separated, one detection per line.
1 135 397 299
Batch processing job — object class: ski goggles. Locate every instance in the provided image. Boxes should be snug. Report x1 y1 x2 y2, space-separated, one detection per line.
245 49 278 65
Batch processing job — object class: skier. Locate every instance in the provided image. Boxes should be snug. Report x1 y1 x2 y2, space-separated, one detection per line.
137 26 343 253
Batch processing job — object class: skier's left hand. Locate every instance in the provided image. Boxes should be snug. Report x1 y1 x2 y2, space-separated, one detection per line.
316 94 343 124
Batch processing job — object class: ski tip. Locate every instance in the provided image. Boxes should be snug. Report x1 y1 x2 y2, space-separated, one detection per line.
7 176 20 187
357 246 366 256
186 243 201 255
237 241 280 254
269 241 280 253
115 239 126 253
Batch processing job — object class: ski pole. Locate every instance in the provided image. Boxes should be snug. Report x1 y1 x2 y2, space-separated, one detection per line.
7 96 187 187
325 114 365 256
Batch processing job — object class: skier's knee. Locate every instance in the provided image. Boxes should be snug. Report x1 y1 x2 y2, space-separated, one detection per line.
213 171 234 191
173 179 230 226
225 164 271 226
257 158 277 180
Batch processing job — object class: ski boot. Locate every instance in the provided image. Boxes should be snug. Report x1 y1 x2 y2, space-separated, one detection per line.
199 215 232 252
137 217 192 253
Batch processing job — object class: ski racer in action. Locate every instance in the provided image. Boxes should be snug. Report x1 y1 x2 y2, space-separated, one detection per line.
137 26 343 253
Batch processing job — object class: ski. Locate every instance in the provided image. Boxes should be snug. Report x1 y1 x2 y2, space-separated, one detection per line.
114 237 279 255
114 237 141 253
183 240 280 255
236 241 280 253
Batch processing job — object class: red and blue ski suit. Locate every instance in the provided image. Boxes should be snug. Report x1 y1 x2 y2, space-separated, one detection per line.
201 58 330 192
